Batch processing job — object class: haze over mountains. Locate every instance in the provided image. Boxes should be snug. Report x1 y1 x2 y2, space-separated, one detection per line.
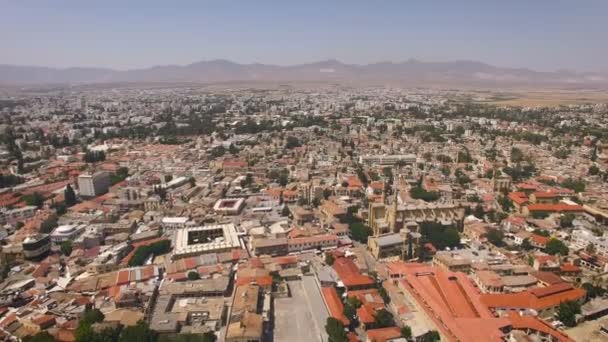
1 59 607 87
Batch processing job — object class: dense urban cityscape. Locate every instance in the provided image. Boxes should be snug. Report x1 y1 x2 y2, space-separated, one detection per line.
0 83 606 342
3 1 608 342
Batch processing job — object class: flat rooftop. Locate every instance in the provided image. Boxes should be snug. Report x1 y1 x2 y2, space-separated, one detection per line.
173 224 241 258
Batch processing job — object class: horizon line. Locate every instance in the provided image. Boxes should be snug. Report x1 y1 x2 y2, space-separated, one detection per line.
0 58 592 74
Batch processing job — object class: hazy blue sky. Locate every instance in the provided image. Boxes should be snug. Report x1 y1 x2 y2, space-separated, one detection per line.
1 0 606 71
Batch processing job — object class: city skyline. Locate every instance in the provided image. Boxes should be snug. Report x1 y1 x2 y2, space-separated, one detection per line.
1 0 607 72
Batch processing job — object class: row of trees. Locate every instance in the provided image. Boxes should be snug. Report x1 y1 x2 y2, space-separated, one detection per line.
128 240 171 266
83 150 106 163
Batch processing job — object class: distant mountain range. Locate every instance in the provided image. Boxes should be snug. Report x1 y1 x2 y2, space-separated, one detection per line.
1 59 607 87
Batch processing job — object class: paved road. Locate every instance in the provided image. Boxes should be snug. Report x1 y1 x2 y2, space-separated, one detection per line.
274 278 328 342
301 276 329 341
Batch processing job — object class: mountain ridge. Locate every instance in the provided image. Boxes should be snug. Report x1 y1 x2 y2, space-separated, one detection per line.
1 59 606 86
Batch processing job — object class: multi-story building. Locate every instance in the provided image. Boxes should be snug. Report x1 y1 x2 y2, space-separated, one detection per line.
78 171 111 197
571 229 608 257
22 234 51 260
50 224 86 245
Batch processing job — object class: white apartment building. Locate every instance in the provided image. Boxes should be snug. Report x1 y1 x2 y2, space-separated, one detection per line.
78 171 110 197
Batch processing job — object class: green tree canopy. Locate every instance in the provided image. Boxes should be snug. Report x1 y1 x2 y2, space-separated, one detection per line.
119 321 157 342
556 300 581 327
373 309 394 328
60 240 73 256
325 317 348 342
544 238 569 256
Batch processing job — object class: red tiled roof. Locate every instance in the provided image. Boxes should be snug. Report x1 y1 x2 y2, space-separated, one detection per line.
235 275 273 288
386 262 511 342
560 263 581 273
531 234 550 246
116 270 130 285
366 327 402 342
533 191 559 199
527 203 583 212
332 258 375 289
321 287 349 326
273 255 298 266
481 283 586 311
507 312 574 342
508 192 528 206
356 304 376 324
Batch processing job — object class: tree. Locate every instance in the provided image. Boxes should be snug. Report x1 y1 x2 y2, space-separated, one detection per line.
350 222 373 243
556 300 581 327
497 195 513 212
210 145 225 158
423 330 441 342
378 285 390 304
440 166 451 177
437 154 452 163
545 238 569 256
65 184 77 206
129 240 171 266
23 192 45 208
521 238 533 251
343 296 362 320
119 321 157 342
240 174 253 188
401 326 412 340
410 186 440 202
374 309 394 328
281 205 290 217
228 143 239 155
60 240 73 256
561 178 585 193
201 332 218 342
581 282 606 299
83 150 106 163
486 229 504 247
510 147 524 163
325 317 348 342
82 309 105 325
589 165 600 176
585 243 596 254
285 136 301 149
187 271 200 281
325 252 335 266
553 148 570 160
22 331 55 342
75 308 106 342
473 204 485 219
420 222 460 250
54 202 67 215
560 213 575 228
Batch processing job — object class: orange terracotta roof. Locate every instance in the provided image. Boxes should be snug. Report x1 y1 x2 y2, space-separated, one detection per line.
321 287 349 326
366 327 402 342
481 283 586 312
508 192 529 206
531 234 550 246
235 275 272 288
533 191 560 199
507 312 574 342
356 304 376 324
560 263 581 273
332 258 375 289
387 262 511 342
348 289 384 310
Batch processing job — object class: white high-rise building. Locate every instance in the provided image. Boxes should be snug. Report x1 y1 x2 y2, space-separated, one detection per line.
78 172 111 197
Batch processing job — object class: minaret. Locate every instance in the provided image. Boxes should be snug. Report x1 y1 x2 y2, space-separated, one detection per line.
391 185 398 233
